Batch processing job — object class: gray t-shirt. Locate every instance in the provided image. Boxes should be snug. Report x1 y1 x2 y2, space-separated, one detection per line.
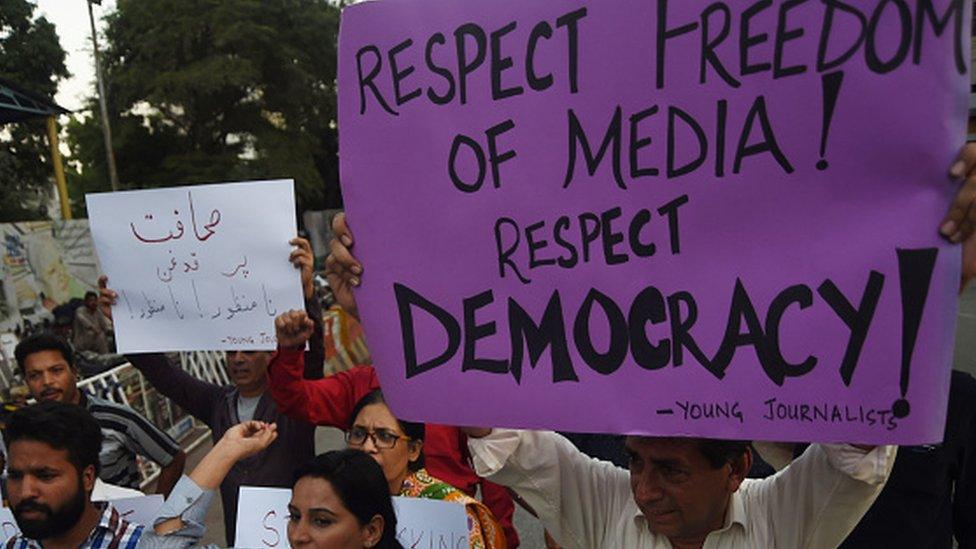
236 395 261 422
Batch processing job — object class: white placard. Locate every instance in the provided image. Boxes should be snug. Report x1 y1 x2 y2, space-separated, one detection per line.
235 487 292 549
234 488 470 549
0 507 19 541
391 496 469 549
0 495 164 542
86 180 304 352
97 495 164 526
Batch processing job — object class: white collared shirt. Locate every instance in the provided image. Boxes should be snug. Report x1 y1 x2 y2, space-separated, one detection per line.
468 430 896 549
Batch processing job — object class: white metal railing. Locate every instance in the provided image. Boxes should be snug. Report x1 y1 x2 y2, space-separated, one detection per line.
77 364 141 411
179 350 231 386
76 351 227 490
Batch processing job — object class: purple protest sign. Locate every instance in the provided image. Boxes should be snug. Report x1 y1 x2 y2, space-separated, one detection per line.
338 0 970 444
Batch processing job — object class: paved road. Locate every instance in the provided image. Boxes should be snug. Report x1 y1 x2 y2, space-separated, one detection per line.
184 286 975 548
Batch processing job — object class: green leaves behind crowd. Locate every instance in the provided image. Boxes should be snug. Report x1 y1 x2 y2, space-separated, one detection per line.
65 0 345 218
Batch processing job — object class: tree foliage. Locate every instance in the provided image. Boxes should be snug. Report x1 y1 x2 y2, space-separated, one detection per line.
0 0 68 221
67 0 343 215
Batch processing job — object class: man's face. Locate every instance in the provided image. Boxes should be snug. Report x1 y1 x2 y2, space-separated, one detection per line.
625 437 744 543
7 440 92 541
84 295 97 311
23 350 80 404
226 351 271 391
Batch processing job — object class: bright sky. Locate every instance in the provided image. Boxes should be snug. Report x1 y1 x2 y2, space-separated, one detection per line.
33 0 116 113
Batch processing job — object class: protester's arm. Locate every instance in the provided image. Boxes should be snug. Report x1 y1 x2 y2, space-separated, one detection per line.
467 429 633 549
129 354 223 427
750 441 797 472
153 422 277 539
74 309 98 333
944 144 976 291
302 294 326 379
289 237 326 378
325 213 361 321
103 401 185 496
745 443 895 548
187 422 276 490
941 144 976 244
136 476 215 549
94 311 111 335
267 310 379 427
100 277 225 425
154 451 185 498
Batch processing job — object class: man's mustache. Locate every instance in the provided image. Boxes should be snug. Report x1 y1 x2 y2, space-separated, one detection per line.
14 500 52 517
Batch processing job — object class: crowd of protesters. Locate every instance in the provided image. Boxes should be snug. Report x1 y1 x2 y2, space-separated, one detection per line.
0 144 974 549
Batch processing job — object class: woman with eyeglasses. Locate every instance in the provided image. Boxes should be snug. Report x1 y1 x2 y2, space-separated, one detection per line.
346 390 507 549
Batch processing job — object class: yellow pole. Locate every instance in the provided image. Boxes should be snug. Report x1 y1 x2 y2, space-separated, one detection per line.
45 115 71 220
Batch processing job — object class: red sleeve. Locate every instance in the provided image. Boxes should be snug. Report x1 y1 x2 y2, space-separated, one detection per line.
424 425 481 495
480 479 520 547
425 426 521 547
267 348 380 428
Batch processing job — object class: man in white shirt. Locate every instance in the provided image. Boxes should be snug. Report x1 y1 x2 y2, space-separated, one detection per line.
323 145 976 549
465 428 895 549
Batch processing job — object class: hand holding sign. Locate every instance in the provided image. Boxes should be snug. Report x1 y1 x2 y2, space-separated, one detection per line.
98 275 115 321
289 238 315 300
459 426 492 439
324 213 362 319
87 180 305 352
943 145 976 289
339 0 971 444
336 144 976 444
940 145 976 243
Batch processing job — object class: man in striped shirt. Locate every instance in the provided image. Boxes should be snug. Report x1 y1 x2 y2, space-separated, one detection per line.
13 333 185 496
4 401 144 549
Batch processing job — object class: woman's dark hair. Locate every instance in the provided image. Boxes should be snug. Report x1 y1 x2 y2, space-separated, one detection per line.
5 400 103 476
294 450 404 549
14 332 75 376
350 389 425 471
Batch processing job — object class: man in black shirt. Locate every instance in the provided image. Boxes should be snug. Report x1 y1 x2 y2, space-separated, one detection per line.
840 369 976 548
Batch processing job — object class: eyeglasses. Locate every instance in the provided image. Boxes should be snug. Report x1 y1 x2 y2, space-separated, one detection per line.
345 426 411 450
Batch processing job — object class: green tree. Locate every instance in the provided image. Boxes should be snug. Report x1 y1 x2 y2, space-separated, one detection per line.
0 0 68 221
67 0 343 215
